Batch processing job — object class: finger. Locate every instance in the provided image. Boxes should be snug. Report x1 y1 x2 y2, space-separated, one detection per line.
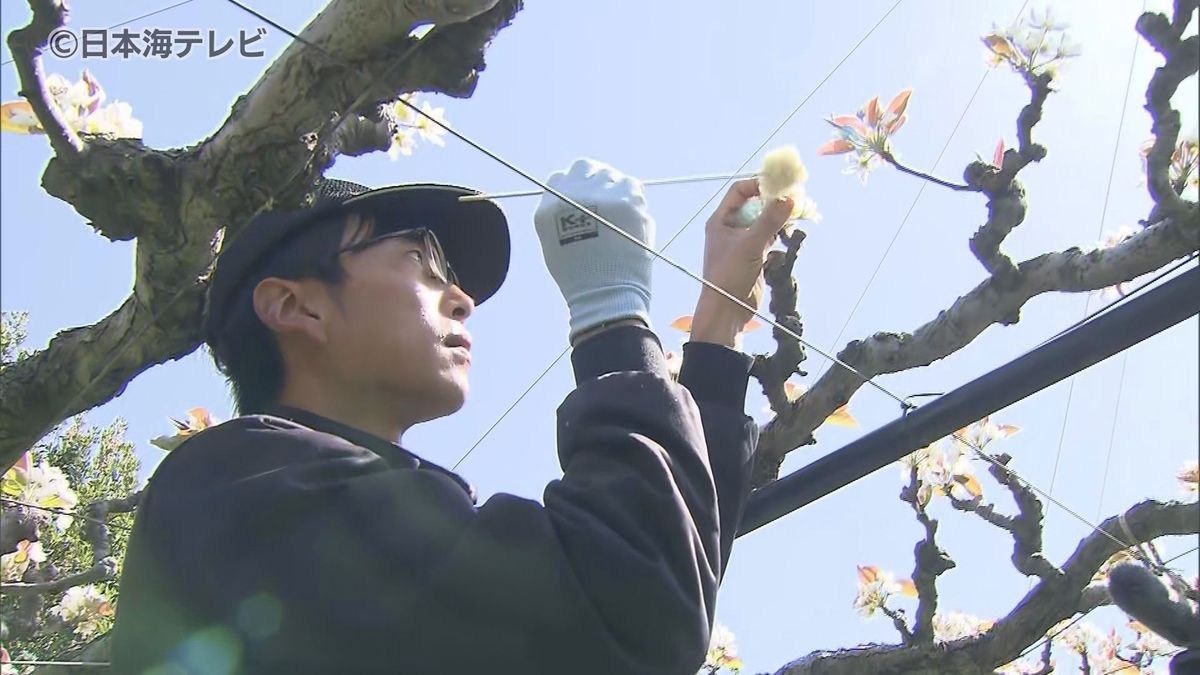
566 157 602 180
616 174 648 207
546 158 607 198
709 178 761 227
750 194 794 242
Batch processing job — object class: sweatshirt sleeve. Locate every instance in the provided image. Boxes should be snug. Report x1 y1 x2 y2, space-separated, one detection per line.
111 326 735 675
676 340 758 575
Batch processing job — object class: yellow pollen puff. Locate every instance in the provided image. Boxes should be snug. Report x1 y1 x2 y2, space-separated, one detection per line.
758 145 808 201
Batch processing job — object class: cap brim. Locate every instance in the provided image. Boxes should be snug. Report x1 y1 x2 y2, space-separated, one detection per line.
342 184 510 305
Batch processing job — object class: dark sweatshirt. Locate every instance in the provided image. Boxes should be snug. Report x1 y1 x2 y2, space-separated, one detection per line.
109 325 758 674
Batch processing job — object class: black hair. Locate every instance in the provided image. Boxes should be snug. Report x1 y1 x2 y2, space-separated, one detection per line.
209 210 376 414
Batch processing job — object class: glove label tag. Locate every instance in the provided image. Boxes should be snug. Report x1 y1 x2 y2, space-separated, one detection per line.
556 204 601 245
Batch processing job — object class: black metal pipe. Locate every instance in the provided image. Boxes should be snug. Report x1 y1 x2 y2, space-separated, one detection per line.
738 265 1200 537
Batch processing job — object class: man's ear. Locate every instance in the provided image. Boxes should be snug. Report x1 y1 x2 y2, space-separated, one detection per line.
252 277 329 344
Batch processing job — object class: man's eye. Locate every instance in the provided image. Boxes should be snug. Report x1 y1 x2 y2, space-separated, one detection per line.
407 249 425 263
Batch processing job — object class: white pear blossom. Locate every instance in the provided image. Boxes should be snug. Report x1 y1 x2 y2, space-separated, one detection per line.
28 70 143 139
664 351 682 381
0 539 47 582
981 7 1080 76
52 584 115 640
953 415 1021 452
81 100 144 139
388 127 417 160
932 612 994 642
701 622 743 673
853 565 915 617
1178 460 1198 496
1060 621 1107 655
2 460 79 531
414 101 448 146
899 440 983 504
995 656 1052 674
1130 620 1175 659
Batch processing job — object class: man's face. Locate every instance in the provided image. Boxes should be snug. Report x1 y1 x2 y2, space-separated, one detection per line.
317 226 475 425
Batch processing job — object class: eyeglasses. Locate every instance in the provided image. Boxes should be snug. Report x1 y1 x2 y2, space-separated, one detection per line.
334 226 459 288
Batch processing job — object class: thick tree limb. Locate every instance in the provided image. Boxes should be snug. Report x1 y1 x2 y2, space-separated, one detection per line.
753 1 1197 486
0 0 523 471
772 500 1199 675
974 500 1198 667
6 0 83 157
752 215 1199 485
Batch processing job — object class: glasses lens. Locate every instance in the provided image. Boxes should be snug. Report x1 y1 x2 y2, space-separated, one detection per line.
338 225 458 287
400 227 457 287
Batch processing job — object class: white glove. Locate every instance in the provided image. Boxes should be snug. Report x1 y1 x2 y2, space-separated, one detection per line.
534 158 656 341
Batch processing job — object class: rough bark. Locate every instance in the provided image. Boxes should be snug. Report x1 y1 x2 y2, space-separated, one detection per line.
751 1 1198 486
773 500 1199 675
752 217 1199 485
0 0 523 471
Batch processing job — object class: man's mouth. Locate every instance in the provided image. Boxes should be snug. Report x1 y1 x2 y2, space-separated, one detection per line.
444 333 472 352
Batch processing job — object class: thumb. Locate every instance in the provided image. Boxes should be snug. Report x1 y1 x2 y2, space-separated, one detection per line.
750 195 794 243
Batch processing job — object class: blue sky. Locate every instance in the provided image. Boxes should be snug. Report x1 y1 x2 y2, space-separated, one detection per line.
2 0 1197 671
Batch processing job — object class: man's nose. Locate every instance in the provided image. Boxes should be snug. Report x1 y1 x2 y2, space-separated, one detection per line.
445 283 474 322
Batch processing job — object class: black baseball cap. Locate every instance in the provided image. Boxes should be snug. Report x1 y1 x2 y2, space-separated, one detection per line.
203 178 510 350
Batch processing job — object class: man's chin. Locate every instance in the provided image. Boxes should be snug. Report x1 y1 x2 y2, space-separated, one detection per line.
438 378 469 415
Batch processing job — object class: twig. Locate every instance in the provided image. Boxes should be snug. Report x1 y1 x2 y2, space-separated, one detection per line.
980 453 1062 581
0 498 133 532
880 605 914 646
0 557 117 596
84 489 143 562
754 212 1197 484
967 71 1054 281
899 464 955 646
973 500 1198 668
751 229 810 467
880 151 974 192
1145 540 1200 604
5 0 84 157
1011 71 1053 170
1136 5 1199 222
1029 637 1055 675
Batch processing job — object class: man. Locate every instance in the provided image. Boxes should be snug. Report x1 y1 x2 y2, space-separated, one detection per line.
109 159 794 674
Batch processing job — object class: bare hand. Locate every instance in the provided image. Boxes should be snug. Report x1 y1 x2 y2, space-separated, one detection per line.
689 179 793 347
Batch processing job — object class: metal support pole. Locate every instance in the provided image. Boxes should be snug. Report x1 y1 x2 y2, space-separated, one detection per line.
738 265 1200 537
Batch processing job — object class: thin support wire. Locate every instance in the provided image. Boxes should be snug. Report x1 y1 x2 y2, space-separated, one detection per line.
449 0 908 470
1094 355 1129 522
0 0 198 66
0 497 134 532
459 171 759 201
809 0 1033 384
226 1 1169 562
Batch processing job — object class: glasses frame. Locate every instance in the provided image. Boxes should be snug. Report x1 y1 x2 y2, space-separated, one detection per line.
333 226 460 288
